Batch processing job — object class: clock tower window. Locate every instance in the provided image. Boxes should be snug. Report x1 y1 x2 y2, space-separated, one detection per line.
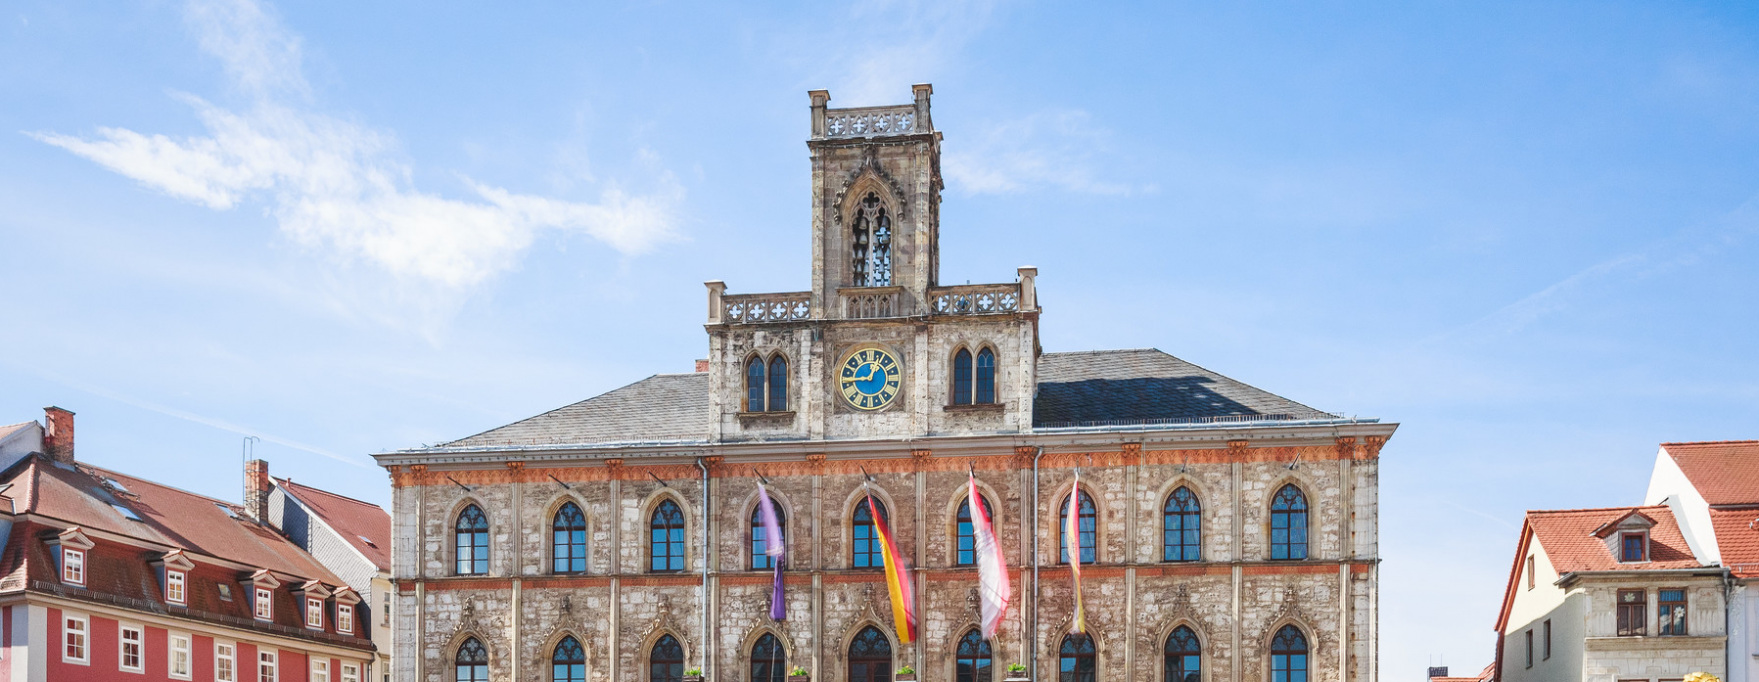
850 193 892 287
745 354 791 412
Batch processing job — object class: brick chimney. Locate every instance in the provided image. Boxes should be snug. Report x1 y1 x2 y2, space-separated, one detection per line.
43 407 74 463
694 359 709 373
244 459 271 521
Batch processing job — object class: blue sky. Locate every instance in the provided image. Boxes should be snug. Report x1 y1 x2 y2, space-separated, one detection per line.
4 0 1758 673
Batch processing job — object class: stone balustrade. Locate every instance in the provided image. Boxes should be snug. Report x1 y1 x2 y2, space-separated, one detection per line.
822 105 919 138
929 283 1021 316
721 292 810 324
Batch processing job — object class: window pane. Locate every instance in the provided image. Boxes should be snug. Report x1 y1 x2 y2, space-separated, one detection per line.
953 349 973 405
768 356 789 412
975 348 996 404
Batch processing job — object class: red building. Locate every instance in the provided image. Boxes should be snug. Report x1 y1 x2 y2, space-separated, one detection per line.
0 408 375 681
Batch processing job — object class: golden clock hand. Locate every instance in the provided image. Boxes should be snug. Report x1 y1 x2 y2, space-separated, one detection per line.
840 366 875 384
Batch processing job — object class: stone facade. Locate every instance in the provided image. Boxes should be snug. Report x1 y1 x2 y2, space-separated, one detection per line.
377 84 1393 682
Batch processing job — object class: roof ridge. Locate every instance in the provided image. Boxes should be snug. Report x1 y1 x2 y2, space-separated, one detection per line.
83 464 241 507
276 478 385 510
1663 440 1759 447
1528 504 1668 515
1040 348 1163 356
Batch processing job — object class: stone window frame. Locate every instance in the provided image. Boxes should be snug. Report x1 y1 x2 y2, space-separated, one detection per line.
1051 479 1101 566
741 486 795 571
448 633 491 682
947 343 1001 407
844 187 899 289
948 625 993 682
1161 483 1204 563
842 484 901 570
1264 621 1313 682
449 499 493 577
743 627 792 682
638 489 696 574
641 629 691 682
743 351 793 413
544 494 593 576
946 484 1001 568
1150 474 1214 563
1152 618 1209 682
840 621 898 681
1260 472 1320 562
547 631 589 682
1055 632 1098 682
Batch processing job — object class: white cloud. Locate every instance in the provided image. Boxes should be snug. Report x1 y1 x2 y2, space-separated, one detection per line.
31 0 680 292
943 109 1144 196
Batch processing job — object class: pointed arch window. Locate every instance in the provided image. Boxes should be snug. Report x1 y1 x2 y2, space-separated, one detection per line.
751 503 786 570
455 637 488 682
851 192 892 287
750 633 786 682
952 348 999 405
552 502 588 574
956 629 992 682
649 635 684 682
1271 626 1308 682
552 636 585 682
848 626 892 682
1058 634 1096 682
746 354 790 413
1166 626 1201 682
650 500 687 573
852 499 890 568
1163 487 1201 562
1059 490 1097 564
1269 485 1309 560
455 505 489 575
956 495 995 566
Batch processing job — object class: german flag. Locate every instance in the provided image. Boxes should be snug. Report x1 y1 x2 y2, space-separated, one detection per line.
865 490 917 643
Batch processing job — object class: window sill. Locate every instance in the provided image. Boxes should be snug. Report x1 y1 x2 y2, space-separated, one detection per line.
738 411 796 423
943 403 1004 413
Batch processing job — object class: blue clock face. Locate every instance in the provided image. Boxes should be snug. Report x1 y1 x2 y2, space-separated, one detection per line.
839 347 901 411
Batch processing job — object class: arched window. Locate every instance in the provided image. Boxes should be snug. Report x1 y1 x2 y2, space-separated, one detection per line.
650 500 687 572
852 499 890 568
746 356 767 412
552 636 585 682
1270 626 1308 682
956 628 992 682
552 502 588 574
975 348 996 404
847 626 892 682
953 348 974 405
649 634 685 682
956 495 995 566
1059 490 1097 564
455 505 489 575
1269 485 1308 560
750 633 786 682
1163 487 1201 562
455 637 488 682
751 503 786 570
768 355 789 412
1058 634 1096 682
1166 626 1201 682
851 192 892 287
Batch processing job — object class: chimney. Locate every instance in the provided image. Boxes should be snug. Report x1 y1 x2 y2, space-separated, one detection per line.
1429 667 1449 679
43 407 74 463
694 359 710 373
244 459 271 521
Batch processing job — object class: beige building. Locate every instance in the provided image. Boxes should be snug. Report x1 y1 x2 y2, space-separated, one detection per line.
375 84 1395 682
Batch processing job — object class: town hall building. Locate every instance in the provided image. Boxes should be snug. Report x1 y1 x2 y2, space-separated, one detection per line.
375 84 1396 682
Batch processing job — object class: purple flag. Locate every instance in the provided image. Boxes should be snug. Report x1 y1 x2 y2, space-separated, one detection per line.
757 481 786 620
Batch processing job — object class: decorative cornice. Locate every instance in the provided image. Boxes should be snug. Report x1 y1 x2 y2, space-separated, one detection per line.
504 461 525 470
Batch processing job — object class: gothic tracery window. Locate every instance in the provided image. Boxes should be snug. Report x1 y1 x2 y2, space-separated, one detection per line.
455 505 488 576
952 347 999 406
650 500 687 573
553 502 587 574
1166 626 1201 682
956 628 992 682
975 348 996 404
751 503 786 570
1058 634 1096 682
1269 485 1309 560
851 192 892 287
750 633 786 682
455 637 488 682
956 494 995 566
649 635 685 682
552 636 585 682
852 499 890 569
1059 490 1097 564
1163 487 1201 562
1270 626 1308 682
847 626 892 682
746 354 789 412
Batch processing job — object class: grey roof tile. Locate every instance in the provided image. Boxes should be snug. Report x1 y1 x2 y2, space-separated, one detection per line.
446 373 710 447
1032 349 1333 426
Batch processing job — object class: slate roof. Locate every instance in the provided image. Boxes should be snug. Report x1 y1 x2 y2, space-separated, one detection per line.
445 349 1335 448
1526 505 1702 573
1662 440 1759 506
277 478 392 572
1032 349 1334 426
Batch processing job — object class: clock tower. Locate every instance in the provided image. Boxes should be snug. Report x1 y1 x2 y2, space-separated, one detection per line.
704 84 1042 442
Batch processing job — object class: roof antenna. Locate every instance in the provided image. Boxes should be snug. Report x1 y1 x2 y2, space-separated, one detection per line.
240 435 259 506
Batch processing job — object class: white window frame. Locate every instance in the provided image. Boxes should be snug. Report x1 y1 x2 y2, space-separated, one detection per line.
168 632 192 680
254 586 274 620
61 613 89 665
311 658 330 682
337 603 354 634
62 548 85 586
166 570 186 605
342 663 360 682
259 649 278 682
118 623 144 673
306 597 325 629
214 641 237 682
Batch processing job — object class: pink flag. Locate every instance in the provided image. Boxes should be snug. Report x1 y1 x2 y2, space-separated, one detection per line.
756 480 786 620
968 469 1011 639
1067 469 1087 634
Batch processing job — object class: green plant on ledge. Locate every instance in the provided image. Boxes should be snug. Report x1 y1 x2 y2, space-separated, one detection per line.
684 669 703 676
789 666 810 677
896 665 915 674
1007 663 1029 673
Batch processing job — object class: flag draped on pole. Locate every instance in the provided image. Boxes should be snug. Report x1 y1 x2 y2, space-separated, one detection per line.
1066 469 1087 634
968 468 1011 639
756 479 787 621
865 487 917 643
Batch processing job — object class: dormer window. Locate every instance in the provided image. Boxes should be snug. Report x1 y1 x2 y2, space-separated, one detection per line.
306 598 324 629
166 570 186 604
254 587 273 620
62 548 85 586
1621 532 1648 562
336 603 354 635
48 528 95 587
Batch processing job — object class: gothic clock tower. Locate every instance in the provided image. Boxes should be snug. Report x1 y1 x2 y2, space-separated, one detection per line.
704 84 1042 442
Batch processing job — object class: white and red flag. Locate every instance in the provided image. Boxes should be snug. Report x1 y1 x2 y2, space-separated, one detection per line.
968 467 1011 639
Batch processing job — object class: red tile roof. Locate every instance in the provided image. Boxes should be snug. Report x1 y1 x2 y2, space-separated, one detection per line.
1710 508 1759 578
1662 441 1759 506
1526 505 1702 573
0 456 344 584
276 478 390 572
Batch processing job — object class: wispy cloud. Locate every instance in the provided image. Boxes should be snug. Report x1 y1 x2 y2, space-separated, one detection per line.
31 0 680 293
943 109 1147 196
